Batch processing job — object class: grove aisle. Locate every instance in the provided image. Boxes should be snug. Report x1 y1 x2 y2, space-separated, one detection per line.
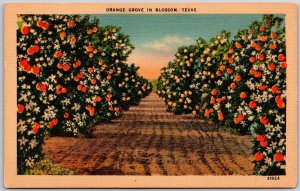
44 93 253 175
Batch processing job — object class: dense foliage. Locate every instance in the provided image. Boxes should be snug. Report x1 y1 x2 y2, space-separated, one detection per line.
157 15 286 175
17 14 152 174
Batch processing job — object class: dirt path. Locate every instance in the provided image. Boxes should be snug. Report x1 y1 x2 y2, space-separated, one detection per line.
44 93 253 175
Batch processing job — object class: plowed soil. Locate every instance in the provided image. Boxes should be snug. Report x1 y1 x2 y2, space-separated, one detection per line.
44 93 254 175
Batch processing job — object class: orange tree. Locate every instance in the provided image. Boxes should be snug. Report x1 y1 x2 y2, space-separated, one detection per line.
17 15 96 172
221 15 286 174
193 31 232 126
157 15 286 175
17 14 151 174
157 45 205 114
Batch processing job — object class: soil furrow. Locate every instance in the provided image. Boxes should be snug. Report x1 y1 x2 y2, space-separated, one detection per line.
44 93 253 175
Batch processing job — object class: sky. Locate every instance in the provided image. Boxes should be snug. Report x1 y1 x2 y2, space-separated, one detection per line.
92 14 283 80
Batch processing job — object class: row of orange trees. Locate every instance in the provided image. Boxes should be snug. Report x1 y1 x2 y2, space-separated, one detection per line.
17 14 152 174
157 15 286 175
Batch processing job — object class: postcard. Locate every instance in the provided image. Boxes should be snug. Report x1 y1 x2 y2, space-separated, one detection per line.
4 2 297 188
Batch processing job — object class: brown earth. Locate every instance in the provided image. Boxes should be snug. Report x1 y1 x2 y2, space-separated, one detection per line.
44 93 254 175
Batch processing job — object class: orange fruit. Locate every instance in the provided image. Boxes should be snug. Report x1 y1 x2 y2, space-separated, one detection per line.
42 22 50 30
249 101 257 109
280 62 287 69
250 41 257 48
216 71 222 77
54 51 63 58
242 35 248 41
17 104 25 113
60 31 66 39
271 85 281 94
73 60 81 68
21 26 30 35
27 47 36 55
67 21 75 27
219 65 226 71
49 118 58 128
254 71 262 78
86 45 94 52
258 84 267 91
210 96 215 104
94 96 102 102
277 102 285 109
227 68 233 74
204 109 210 118
260 25 266 31
211 89 218 96
87 29 93 35
40 84 47 92
218 111 224 121
256 134 266 142
32 45 40 53
77 84 83 91
254 152 264 162
57 63 64 69
63 64 71 71
235 75 242 82
249 56 256 63
275 96 284 104
230 83 236 89
268 63 276 71
81 86 87 93
235 42 242 49
258 54 265 61
260 117 269 125
36 83 41 90
86 105 91 110
53 119 58 125
92 27 98 32
260 140 268 147
271 32 277 39
77 72 84 79
88 67 94 73
228 48 234 54
70 36 77 44
278 54 286 61
228 57 234 64
223 54 229 60
240 92 247 99
37 20 44 27
61 88 67 94
255 44 262 51
221 96 227 101
216 98 222 103
274 152 284 162
269 43 277 50
91 79 97 84
64 112 69 118
32 122 40 134
237 114 244 121
249 69 255 75
234 118 240 124
31 66 40 74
